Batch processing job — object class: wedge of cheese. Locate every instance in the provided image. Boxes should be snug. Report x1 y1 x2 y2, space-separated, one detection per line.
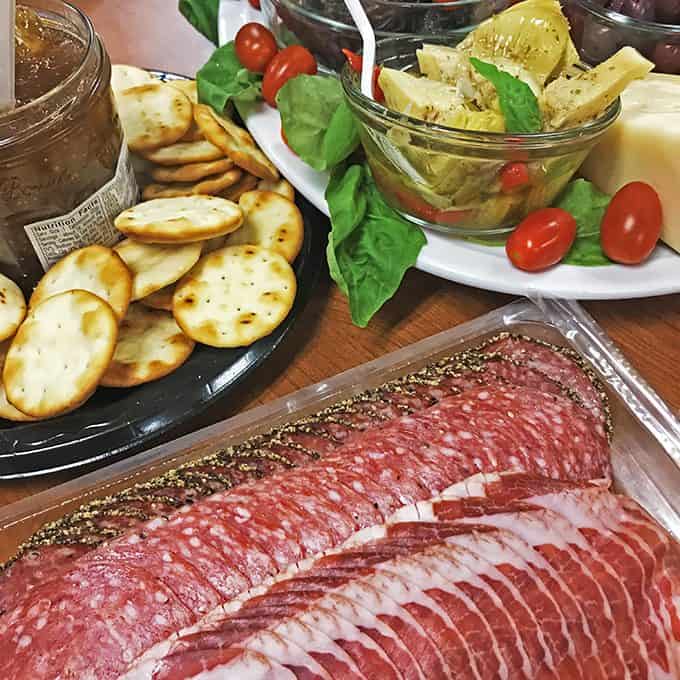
581 73 680 254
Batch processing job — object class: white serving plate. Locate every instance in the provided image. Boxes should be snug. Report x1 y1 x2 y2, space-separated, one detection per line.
218 0 680 299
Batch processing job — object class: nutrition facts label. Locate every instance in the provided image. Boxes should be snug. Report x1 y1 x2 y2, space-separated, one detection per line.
24 144 139 271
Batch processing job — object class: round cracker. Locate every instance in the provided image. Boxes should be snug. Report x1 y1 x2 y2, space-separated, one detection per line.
173 245 296 348
220 173 259 202
0 341 35 422
0 273 26 342
142 183 194 200
29 245 132 321
111 64 156 98
194 104 279 181
167 79 198 105
257 177 295 202
115 195 243 244
226 191 304 264
118 83 193 152
4 290 118 418
114 239 202 301
142 168 243 201
201 235 229 254
140 285 175 312
151 159 234 184
179 123 205 143
100 304 195 388
142 139 224 166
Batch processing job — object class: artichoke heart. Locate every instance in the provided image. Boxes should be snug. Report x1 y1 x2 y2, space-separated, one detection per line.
456 0 578 86
417 44 541 112
541 47 654 129
378 68 505 131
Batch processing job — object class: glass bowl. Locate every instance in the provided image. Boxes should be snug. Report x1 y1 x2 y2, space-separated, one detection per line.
261 0 506 71
341 36 621 235
564 0 680 73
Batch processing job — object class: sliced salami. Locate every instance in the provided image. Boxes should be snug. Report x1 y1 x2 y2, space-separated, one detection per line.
123 475 679 680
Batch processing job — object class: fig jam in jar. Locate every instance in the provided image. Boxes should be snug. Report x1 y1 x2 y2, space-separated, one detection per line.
0 1 138 291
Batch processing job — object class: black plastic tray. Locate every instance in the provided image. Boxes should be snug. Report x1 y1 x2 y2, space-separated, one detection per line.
0 193 327 478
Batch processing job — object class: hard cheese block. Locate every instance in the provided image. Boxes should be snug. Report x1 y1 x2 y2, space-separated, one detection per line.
581 73 680 253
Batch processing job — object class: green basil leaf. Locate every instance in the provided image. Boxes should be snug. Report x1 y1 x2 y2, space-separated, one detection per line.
178 0 220 45
325 165 426 327
562 235 612 266
554 179 613 266
197 42 262 113
554 178 611 238
325 164 367 297
469 58 542 134
277 75 360 172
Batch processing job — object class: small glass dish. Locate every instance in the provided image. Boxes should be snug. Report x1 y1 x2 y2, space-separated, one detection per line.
341 36 621 236
261 0 506 72
564 0 680 73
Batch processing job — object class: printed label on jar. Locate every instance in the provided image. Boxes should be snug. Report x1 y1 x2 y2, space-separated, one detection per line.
23 144 139 271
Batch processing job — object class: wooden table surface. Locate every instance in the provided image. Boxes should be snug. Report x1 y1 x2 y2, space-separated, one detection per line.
1 0 679 512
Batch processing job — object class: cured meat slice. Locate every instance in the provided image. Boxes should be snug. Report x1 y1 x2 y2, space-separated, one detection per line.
0 561 193 680
0 544 90 615
0 385 611 680
124 475 680 680
483 335 608 428
2 338 607 609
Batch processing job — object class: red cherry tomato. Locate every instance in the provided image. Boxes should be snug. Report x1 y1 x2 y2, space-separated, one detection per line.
341 49 385 102
248 0 261 9
506 208 577 272
234 23 278 74
600 182 662 265
262 45 317 108
500 162 529 193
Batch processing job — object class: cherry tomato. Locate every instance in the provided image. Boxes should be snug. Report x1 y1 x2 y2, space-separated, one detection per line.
386 183 470 225
262 45 317 108
234 23 278 73
341 49 385 102
500 162 529 193
506 208 577 272
248 0 261 9
600 181 662 265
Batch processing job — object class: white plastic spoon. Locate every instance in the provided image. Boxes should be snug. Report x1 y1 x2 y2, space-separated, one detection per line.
342 0 375 99
0 0 15 111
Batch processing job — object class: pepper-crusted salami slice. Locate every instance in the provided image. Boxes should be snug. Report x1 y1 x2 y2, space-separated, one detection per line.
0 561 192 680
0 544 90 615
482 335 609 429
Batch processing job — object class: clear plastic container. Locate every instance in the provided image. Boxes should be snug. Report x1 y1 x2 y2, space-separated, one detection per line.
1 296 679 561
341 36 621 235
261 0 505 72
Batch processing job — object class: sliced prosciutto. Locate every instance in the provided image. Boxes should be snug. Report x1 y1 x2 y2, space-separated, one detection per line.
0 384 610 680
124 473 680 680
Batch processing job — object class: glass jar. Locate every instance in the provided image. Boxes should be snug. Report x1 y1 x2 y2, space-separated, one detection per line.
0 1 138 292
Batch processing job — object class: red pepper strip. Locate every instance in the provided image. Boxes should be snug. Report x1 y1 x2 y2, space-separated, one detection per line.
500 162 530 193
390 184 470 226
341 49 385 102
248 0 261 8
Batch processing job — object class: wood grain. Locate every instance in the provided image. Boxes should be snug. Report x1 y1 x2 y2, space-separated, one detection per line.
1 1 678 509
